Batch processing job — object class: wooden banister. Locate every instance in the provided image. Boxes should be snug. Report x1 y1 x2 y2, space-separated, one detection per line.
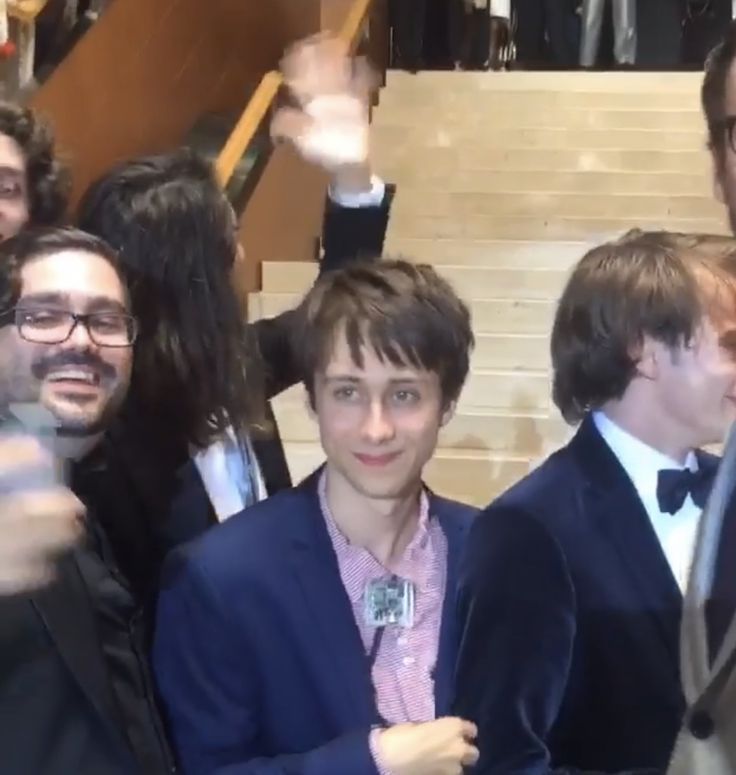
214 0 374 187
214 71 282 188
339 0 372 53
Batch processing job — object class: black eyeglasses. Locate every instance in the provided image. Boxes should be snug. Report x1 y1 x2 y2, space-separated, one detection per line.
3 307 138 348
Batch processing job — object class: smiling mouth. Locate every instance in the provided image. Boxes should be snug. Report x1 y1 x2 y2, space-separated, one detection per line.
45 368 102 388
353 451 402 467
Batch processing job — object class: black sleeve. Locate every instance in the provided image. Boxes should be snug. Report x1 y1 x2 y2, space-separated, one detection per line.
247 311 298 400
249 184 396 399
454 505 661 775
319 184 395 274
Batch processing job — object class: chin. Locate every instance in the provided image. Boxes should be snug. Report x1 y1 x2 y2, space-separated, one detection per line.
45 402 106 437
348 470 420 501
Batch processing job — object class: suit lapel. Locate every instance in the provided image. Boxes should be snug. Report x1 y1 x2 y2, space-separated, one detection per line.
432 497 472 716
31 552 127 743
703 452 736 668
288 475 377 725
166 458 217 542
250 401 292 496
572 418 683 672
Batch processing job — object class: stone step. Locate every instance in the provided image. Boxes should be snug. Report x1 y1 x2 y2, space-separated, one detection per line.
262 262 569 301
388 213 727 241
272 399 569 456
390 191 719 221
374 125 705 153
250 292 557 334
282 442 534 507
373 107 705 132
377 148 710 174
378 89 701 115
472 333 550 370
384 238 590 268
386 171 712 197
385 70 702 93
276 367 551 413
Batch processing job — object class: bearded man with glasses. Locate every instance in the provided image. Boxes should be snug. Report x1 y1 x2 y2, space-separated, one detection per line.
0 226 177 774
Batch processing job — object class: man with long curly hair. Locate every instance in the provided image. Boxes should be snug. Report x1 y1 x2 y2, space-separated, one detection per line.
0 103 69 240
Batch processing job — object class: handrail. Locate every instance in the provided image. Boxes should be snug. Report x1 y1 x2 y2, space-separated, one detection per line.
214 0 374 186
214 70 282 187
340 0 373 53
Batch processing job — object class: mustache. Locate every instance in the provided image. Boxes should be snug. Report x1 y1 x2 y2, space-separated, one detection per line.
30 351 118 382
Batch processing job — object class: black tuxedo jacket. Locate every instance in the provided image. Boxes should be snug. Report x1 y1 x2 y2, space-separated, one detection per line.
453 416 719 774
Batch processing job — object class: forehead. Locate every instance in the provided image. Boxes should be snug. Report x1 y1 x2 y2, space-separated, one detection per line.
0 132 25 173
323 328 427 381
20 250 126 305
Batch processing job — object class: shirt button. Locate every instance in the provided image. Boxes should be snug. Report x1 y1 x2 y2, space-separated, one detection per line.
397 636 408 646
402 656 415 667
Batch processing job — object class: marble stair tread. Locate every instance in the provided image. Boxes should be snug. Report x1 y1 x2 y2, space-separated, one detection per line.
384 172 712 197
262 261 570 299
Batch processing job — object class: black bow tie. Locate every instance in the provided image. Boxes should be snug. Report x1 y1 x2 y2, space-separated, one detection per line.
656 468 713 515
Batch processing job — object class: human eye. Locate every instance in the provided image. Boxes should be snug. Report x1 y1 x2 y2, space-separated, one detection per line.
333 385 360 402
91 313 127 334
0 179 22 199
19 308 66 329
392 388 421 405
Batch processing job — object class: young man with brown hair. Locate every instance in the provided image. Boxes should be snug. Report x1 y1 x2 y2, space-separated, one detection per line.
153 259 479 775
453 231 736 773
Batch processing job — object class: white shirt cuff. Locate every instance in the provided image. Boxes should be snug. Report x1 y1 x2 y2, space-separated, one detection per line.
328 175 386 209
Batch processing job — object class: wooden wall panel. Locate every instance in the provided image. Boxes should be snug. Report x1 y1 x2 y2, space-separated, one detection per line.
234 144 328 303
30 0 324 205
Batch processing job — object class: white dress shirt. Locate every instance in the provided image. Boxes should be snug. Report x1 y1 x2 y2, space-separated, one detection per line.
193 429 267 522
593 411 702 593
328 175 386 208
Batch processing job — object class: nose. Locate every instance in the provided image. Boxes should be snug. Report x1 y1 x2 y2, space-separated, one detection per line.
361 400 396 444
65 318 95 349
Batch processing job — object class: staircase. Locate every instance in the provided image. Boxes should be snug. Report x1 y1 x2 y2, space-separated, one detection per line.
249 70 729 507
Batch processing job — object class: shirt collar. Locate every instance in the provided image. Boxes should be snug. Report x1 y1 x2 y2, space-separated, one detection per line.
592 410 698 501
318 468 432 585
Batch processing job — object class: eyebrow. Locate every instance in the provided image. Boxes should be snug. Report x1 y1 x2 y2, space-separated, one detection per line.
18 292 128 314
324 375 426 384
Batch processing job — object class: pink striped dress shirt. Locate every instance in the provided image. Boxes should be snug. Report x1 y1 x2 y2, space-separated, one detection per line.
318 472 448 773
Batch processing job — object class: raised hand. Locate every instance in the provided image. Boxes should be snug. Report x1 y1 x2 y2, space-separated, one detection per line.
271 34 377 193
0 434 83 594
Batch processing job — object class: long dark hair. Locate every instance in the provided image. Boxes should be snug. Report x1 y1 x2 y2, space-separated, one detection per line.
77 149 256 448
